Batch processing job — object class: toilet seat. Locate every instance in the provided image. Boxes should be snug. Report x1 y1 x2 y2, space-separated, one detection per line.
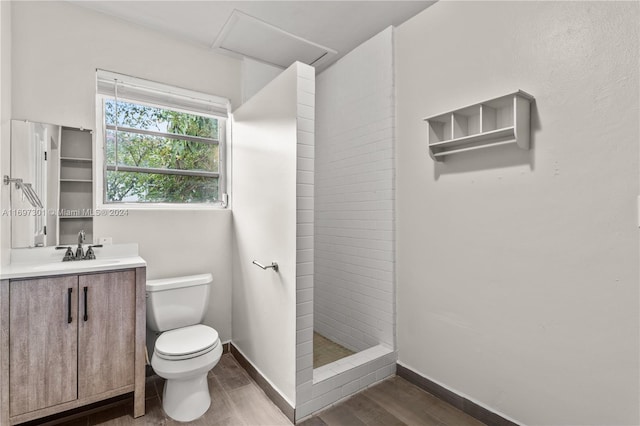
155 324 219 361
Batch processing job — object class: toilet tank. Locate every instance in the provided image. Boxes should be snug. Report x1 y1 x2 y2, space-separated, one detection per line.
146 273 213 332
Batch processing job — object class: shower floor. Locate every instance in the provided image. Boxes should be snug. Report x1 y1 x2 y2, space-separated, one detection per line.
313 332 355 368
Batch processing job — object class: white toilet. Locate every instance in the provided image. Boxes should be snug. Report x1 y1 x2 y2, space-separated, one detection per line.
146 273 222 422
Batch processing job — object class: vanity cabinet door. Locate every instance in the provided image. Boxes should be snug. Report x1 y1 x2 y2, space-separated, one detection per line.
9 276 79 416
77 271 136 398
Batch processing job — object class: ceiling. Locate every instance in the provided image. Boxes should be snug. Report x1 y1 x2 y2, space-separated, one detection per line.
70 1 435 72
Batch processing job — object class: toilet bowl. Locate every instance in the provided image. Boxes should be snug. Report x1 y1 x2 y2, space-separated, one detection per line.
146 274 221 422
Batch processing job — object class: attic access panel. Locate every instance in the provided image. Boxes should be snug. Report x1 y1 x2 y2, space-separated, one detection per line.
213 10 336 69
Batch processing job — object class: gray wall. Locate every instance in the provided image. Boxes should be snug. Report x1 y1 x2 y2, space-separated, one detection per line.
396 2 639 424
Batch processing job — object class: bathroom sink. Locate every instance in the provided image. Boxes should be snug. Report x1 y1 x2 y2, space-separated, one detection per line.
30 259 123 271
2 244 146 280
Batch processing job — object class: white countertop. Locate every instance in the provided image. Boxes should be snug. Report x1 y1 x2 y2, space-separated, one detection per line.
0 243 146 280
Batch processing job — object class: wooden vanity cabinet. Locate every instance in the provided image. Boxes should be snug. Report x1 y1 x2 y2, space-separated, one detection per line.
0 268 146 425
8 275 79 416
78 271 136 399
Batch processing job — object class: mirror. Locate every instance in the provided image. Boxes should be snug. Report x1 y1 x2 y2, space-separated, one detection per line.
9 120 94 248
9 120 60 248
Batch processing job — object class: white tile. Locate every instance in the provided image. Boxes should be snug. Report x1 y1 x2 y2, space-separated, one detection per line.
297 196 314 211
296 327 313 344
296 353 313 372
295 404 314 420
314 27 395 360
296 262 313 277
296 388 340 418
297 117 315 133
360 371 377 388
296 276 314 291
311 376 337 399
297 170 314 185
297 382 313 404
296 223 314 238
298 91 315 107
313 364 334 381
297 367 313 385
297 63 315 80
297 157 314 172
297 209 314 224
296 314 313 330
296 249 313 264
297 288 313 303
298 77 315 95
333 361 371 387
296 236 314 251
297 144 314 159
297 301 313 317
340 378 362 397
330 361 352 375
298 104 314 120
297 130 314 146
296 339 313 357
375 363 396 380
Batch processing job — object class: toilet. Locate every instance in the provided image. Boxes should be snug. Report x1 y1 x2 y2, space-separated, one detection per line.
146 273 222 422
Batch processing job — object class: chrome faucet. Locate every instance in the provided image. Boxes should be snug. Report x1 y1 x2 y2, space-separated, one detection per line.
56 231 102 261
76 230 85 259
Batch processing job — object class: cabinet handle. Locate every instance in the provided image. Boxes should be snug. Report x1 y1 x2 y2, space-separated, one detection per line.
67 288 73 323
83 286 88 322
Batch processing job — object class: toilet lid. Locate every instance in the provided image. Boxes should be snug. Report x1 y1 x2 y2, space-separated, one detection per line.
155 324 219 359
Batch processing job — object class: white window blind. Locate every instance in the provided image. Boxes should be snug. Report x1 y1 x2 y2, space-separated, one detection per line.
96 69 230 118
96 69 228 206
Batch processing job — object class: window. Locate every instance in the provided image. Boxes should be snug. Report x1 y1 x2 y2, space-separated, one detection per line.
96 70 229 206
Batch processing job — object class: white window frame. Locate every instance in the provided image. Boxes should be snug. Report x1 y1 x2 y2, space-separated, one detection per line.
95 70 230 210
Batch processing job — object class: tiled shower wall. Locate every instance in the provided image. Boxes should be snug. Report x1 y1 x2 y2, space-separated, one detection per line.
295 62 316 408
314 27 396 352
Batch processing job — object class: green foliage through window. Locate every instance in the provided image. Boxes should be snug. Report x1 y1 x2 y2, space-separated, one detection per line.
104 99 220 203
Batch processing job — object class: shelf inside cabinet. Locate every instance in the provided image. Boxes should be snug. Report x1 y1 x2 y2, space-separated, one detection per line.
58 127 93 245
61 159 92 181
60 128 92 159
424 90 533 161
61 156 91 162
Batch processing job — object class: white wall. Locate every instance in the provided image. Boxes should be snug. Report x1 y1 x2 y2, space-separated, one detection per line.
9 1 242 341
241 58 283 104
314 27 395 352
396 2 639 425
232 63 314 405
0 0 12 268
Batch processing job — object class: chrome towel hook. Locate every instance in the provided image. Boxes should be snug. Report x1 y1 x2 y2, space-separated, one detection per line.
252 260 279 272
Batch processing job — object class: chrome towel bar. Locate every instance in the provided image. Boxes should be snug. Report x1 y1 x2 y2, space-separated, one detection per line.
252 260 279 272
4 175 44 208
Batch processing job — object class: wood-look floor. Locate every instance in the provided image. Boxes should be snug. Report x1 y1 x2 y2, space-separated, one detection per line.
299 377 486 426
41 354 484 426
313 333 355 368
49 354 291 426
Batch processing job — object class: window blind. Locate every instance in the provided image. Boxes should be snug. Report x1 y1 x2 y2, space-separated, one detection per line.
96 69 230 118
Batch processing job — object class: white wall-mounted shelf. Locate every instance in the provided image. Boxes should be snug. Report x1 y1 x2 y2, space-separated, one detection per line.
424 90 534 161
